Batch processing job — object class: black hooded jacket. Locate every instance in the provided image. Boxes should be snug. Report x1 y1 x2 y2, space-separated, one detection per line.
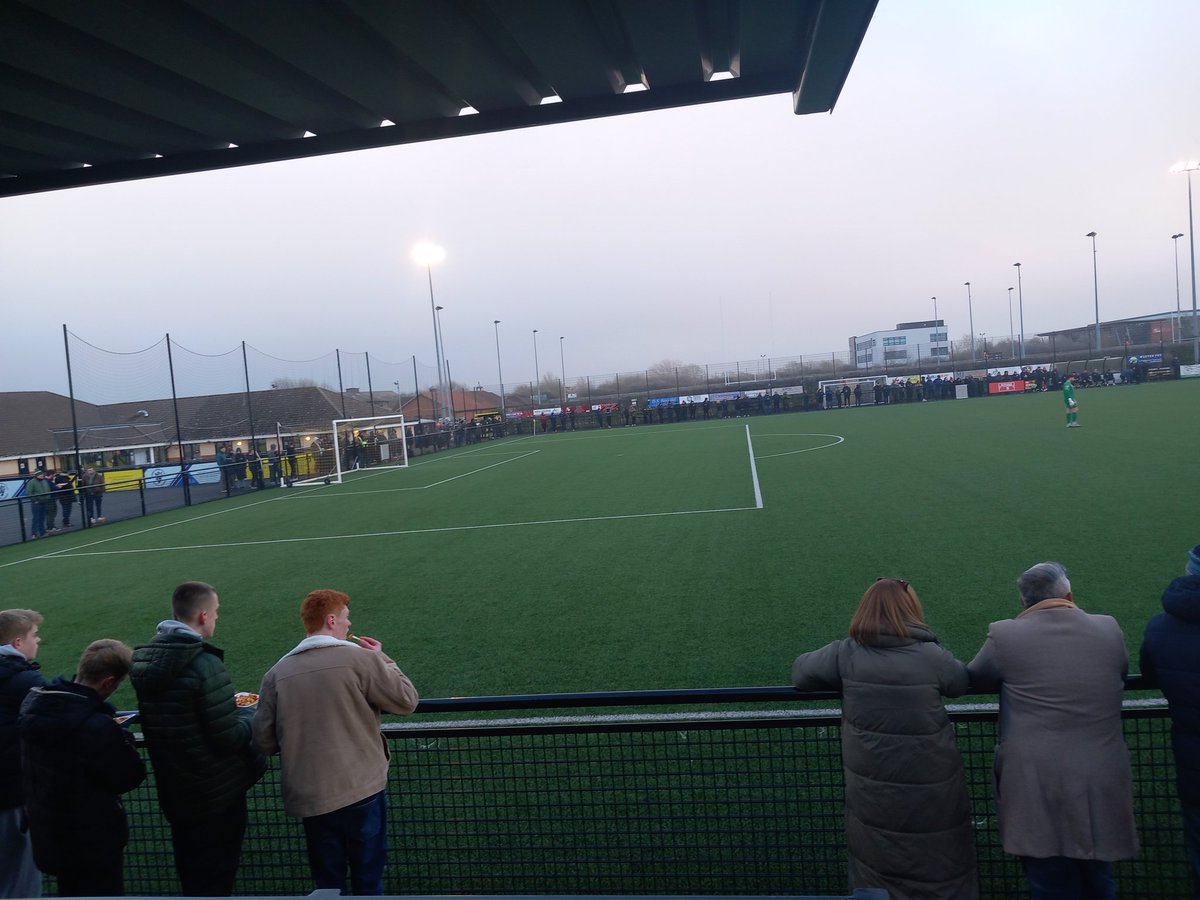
0 649 47 809
1140 573 1200 805
18 678 146 872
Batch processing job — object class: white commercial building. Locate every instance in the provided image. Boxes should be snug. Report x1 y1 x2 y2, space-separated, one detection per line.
851 320 949 369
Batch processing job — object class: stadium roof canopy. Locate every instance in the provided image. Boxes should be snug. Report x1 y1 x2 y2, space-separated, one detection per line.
0 0 877 199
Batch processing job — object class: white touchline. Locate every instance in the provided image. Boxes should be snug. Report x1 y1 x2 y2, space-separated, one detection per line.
0 445 544 569
36 505 764 559
291 450 541 498
745 425 764 509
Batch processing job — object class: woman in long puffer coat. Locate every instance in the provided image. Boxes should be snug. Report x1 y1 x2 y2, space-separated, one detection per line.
791 578 978 900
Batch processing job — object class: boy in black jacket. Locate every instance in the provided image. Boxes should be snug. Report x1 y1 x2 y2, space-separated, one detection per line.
19 640 146 897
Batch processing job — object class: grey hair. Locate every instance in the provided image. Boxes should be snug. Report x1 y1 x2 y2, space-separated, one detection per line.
1017 562 1072 608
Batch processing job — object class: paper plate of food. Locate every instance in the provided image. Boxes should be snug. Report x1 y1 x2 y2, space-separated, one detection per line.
234 692 259 709
114 713 138 726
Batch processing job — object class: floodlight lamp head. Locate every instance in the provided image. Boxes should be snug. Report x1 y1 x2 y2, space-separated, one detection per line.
1172 233 1185 240
1170 160 1200 174
1013 262 1021 268
1087 231 1097 238
494 319 500 324
411 241 446 266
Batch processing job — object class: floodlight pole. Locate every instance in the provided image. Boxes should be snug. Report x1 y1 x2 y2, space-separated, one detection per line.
1007 288 1015 359
1172 234 1185 345
931 297 939 362
1087 232 1101 353
1013 263 1025 363
558 336 566 410
1173 160 1200 363
435 304 449 421
964 282 975 362
532 329 540 416
494 320 506 425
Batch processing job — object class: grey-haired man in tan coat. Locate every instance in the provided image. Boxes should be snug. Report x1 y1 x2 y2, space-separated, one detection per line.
968 561 1137 899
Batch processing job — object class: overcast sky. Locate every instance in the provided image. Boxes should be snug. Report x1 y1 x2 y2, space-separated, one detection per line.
2 0 1198 403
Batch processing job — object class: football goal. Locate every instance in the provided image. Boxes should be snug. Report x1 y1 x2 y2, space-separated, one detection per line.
817 376 883 409
290 414 412 486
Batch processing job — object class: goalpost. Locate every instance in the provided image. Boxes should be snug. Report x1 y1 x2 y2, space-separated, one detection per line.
290 414 412 486
817 376 884 409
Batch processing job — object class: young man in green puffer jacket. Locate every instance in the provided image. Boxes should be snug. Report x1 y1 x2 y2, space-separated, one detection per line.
130 582 265 896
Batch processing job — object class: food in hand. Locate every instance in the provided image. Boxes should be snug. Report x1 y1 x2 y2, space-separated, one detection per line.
234 692 259 707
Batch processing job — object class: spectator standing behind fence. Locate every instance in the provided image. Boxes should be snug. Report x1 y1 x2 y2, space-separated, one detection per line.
79 466 106 524
252 589 419 895
968 562 1137 899
25 470 51 539
50 468 76 530
18 639 146 897
1138 544 1200 894
0 609 48 899
130 582 266 896
791 579 977 899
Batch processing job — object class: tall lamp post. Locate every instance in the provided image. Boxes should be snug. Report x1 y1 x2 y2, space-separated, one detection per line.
1171 159 1199 363
532 329 541 413
1086 232 1101 353
1007 287 1015 358
1172 234 1185 345
412 241 447 422
558 336 566 410
493 319 505 423
931 296 940 362
1013 262 1025 363
964 282 975 362
435 305 450 421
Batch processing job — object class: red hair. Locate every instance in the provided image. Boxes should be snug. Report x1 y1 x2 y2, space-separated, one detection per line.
300 589 349 634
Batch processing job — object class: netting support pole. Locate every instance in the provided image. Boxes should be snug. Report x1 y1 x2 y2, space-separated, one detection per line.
366 352 376 418
61 324 82 477
335 350 347 419
242 342 258 457
615 372 621 407
412 356 421 424
166 334 191 506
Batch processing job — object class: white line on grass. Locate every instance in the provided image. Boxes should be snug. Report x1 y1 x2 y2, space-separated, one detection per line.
745 425 763 509
41 504 763 559
290 450 541 499
753 433 845 460
0 441 544 569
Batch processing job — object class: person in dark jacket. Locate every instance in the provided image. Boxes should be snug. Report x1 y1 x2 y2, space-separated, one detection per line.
130 582 265 896
1140 543 1200 893
0 609 48 899
792 579 977 900
24 470 51 539
19 639 146 897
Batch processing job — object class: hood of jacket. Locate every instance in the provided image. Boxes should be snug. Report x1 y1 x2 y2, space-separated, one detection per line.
20 678 112 733
1162 575 1200 624
131 627 222 693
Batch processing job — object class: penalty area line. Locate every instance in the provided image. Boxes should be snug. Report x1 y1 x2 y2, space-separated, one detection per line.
47 505 763 559
745 425 763 509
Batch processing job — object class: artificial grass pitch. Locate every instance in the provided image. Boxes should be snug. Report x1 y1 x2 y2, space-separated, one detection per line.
4 378 1196 713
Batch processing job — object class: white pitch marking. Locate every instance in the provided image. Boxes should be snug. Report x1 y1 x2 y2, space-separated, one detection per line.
745 425 763 509
294 450 541 498
1 443 542 568
40 504 763 559
754 433 844 460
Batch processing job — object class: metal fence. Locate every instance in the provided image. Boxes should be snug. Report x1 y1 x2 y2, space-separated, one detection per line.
40 686 1191 898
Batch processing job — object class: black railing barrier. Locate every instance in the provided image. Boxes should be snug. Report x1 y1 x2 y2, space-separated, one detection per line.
43 678 1186 898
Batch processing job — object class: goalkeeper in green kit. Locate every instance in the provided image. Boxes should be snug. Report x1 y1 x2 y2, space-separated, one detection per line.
1063 373 1080 427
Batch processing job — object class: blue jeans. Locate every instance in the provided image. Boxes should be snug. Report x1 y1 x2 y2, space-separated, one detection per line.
1021 855 1116 900
30 501 46 537
302 791 387 895
0 806 41 897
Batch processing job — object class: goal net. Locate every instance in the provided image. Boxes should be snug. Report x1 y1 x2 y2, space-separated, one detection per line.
290 414 411 486
817 377 884 409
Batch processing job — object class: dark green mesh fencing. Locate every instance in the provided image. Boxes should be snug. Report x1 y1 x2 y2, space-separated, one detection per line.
76 702 1190 898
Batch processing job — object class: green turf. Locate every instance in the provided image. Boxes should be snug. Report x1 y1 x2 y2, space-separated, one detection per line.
4 379 1197 714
